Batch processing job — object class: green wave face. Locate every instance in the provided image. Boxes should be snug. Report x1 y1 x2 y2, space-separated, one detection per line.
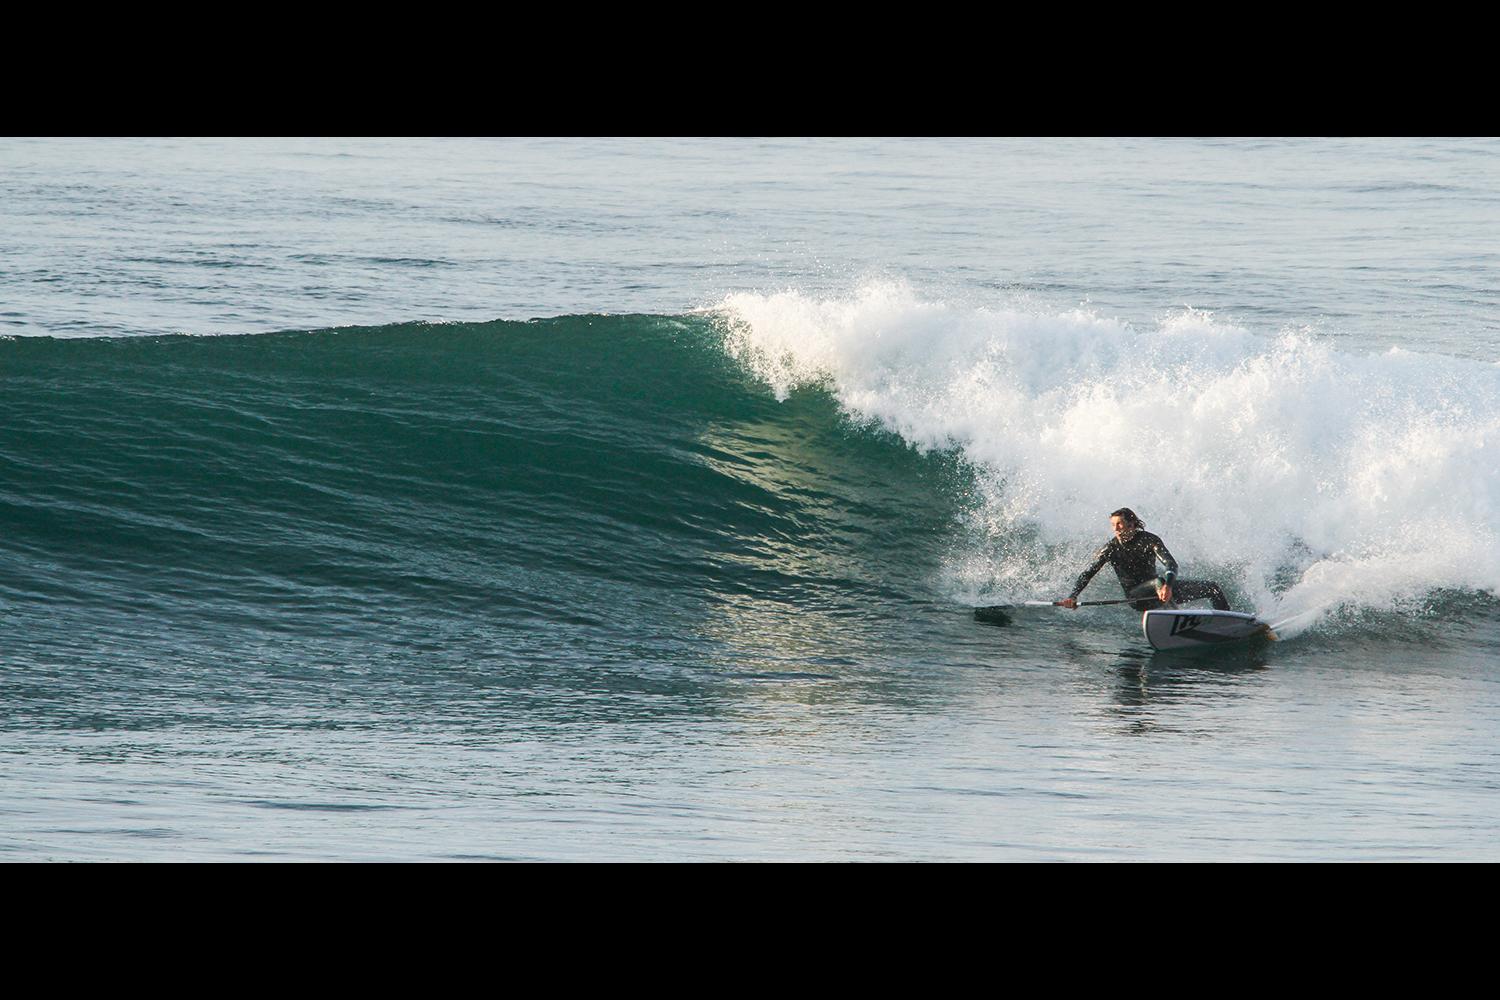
0 317 972 713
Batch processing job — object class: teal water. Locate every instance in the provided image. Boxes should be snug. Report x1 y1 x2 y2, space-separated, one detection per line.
3 139 1500 859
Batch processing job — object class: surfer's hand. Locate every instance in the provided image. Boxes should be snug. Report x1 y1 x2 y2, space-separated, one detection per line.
1158 583 1172 603
1059 598 1077 609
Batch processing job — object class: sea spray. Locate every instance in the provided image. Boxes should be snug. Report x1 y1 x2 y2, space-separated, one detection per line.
717 283 1500 634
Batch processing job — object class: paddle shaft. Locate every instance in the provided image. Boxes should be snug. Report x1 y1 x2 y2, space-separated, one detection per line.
1021 598 1143 607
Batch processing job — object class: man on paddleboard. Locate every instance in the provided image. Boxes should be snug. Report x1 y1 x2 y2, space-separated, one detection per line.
1059 508 1231 612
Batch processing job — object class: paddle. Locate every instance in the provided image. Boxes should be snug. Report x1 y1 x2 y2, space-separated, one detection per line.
1012 598 1143 607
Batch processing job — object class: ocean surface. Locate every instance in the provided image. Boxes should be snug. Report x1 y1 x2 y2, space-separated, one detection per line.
3 137 1499 860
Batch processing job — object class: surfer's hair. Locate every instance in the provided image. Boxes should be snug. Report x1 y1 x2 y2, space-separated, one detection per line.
1110 507 1144 529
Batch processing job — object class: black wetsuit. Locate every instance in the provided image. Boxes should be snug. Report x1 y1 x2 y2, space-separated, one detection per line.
1069 530 1230 611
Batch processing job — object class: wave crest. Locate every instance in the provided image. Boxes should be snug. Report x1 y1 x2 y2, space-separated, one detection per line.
717 283 1500 633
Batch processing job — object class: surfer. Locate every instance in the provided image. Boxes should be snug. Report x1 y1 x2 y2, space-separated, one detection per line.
1058 508 1231 612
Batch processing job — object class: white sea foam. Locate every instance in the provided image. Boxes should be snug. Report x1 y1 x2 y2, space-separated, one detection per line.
718 282 1500 634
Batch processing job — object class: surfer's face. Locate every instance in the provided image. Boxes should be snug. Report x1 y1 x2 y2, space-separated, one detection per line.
1111 515 1135 542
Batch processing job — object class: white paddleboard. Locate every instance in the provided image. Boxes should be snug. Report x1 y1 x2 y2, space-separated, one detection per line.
1142 609 1275 651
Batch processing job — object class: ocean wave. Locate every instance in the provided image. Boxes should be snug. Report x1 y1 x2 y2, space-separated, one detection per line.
5 295 1496 647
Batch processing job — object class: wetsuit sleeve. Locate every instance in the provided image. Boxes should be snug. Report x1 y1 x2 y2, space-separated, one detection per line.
1069 546 1111 600
1152 537 1179 577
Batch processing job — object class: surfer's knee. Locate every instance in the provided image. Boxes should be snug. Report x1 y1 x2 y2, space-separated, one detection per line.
1208 583 1231 611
